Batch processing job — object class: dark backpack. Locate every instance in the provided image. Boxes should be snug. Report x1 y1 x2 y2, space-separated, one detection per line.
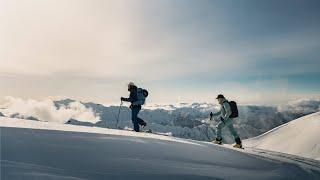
142 89 149 98
134 88 149 105
228 101 239 118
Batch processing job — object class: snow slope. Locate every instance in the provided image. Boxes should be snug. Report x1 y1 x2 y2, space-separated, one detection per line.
244 112 320 160
1 117 320 180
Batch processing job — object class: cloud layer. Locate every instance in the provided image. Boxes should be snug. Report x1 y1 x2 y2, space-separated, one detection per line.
1 97 100 123
0 0 319 104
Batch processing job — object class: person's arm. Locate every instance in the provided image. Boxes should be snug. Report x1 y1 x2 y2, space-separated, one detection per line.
212 111 221 116
222 102 232 119
210 110 221 120
121 97 129 102
122 89 138 103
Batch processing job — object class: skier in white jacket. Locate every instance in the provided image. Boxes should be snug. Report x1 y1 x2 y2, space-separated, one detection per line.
210 94 242 148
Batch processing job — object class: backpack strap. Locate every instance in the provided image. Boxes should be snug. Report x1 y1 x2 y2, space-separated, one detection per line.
221 100 228 110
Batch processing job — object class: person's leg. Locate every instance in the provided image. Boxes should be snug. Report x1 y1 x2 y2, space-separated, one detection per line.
216 120 226 140
134 105 146 127
138 118 146 126
226 119 241 145
135 106 144 125
131 107 140 132
227 123 239 139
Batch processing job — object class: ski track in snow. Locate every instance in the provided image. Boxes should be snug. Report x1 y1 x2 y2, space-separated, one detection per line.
223 145 320 172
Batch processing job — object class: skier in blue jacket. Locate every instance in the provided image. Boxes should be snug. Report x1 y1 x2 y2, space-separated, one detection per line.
121 82 147 132
210 94 242 148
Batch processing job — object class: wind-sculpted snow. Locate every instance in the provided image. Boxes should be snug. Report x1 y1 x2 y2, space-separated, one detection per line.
1 97 320 143
244 112 320 160
1 119 319 180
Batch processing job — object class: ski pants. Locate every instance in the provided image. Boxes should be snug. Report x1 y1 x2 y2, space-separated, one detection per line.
216 117 239 140
131 105 145 132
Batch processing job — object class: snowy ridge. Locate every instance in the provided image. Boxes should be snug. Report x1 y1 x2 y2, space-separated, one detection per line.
244 111 320 160
0 117 200 146
1 117 320 179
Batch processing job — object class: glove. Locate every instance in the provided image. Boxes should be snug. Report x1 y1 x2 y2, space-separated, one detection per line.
210 112 213 120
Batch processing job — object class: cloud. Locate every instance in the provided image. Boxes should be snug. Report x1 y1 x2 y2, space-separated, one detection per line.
1 0 319 81
278 98 320 112
0 1 319 105
1 96 100 123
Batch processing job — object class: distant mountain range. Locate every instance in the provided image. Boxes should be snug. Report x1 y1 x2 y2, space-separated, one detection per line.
2 98 320 143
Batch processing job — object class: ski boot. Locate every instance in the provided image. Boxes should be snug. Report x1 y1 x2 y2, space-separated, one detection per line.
141 121 147 128
233 138 243 149
139 121 147 128
213 138 222 145
233 144 243 149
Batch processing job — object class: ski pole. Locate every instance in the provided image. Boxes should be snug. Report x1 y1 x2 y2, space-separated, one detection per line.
116 101 123 128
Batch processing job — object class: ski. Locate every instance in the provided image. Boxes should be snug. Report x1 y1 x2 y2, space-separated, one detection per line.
212 141 245 149
116 127 171 137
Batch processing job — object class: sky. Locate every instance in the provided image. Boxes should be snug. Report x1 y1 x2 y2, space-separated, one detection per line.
0 0 319 105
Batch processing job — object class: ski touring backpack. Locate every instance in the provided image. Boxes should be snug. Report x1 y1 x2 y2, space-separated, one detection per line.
228 101 239 118
134 88 149 105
